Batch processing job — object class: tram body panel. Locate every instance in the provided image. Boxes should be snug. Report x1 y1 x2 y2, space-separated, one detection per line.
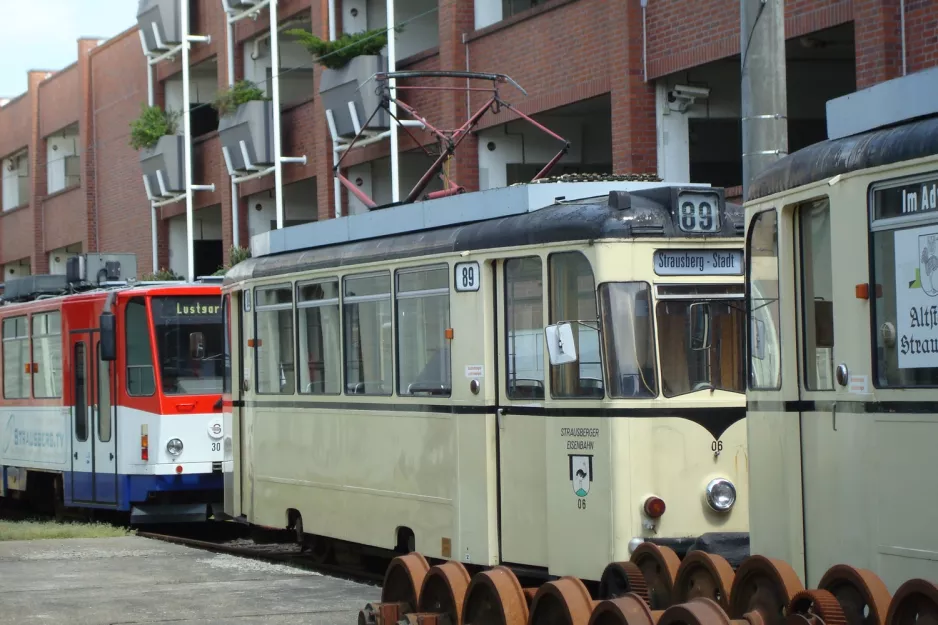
224 184 750 579
746 149 938 592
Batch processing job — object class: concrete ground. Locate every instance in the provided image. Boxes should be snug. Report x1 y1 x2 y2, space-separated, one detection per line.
0 535 381 624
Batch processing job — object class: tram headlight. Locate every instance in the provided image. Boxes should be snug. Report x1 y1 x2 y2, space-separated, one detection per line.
166 438 184 456
705 478 736 512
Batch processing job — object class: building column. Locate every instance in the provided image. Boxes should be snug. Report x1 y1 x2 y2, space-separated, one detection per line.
78 39 98 255
315 0 337 219
853 0 903 89
437 0 479 192
28 71 49 275
607 2 656 175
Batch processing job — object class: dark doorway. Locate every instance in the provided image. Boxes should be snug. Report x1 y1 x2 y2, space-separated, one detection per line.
194 240 223 277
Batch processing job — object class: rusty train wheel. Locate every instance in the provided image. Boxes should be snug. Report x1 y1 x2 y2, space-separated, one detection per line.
657 597 733 625
818 565 892 625
383 552 431 609
786 590 848 625
528 576 596 625
631 543 682 610
728 556 804 625
418 561 472 625
589 593 660 625
885 579 938 625
600 561 652 604
674 552 736 612
461 566 531 625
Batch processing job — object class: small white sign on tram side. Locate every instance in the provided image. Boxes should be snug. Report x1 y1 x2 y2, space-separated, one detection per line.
454 261 481 292
653 249 743 276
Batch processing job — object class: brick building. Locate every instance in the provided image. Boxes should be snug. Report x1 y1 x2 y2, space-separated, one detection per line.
0 0 935 279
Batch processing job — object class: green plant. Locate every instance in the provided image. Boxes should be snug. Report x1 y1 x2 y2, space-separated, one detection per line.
284 27 398 70
142 267 183 281
213 245 252 276
212 80 268 117
129 104 179 151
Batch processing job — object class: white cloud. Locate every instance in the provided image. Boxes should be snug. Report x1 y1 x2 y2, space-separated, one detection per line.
0 1 137 96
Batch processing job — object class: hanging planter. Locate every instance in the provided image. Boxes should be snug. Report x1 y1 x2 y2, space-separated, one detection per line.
136 0 182 54
285 27 396 138
130 104 185 196
213 81 274 174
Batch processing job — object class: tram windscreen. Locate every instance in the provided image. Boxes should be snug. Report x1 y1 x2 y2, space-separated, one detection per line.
655 300 746 397
150 296 225 395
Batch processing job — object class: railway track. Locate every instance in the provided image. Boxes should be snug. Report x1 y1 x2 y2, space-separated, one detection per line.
137 526 387 586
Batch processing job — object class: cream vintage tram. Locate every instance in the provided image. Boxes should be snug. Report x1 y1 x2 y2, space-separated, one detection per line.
222 179 749 582
745 67 938 592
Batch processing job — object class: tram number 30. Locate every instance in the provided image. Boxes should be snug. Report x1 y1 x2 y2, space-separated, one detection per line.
454 262 481 292
212 442 221 452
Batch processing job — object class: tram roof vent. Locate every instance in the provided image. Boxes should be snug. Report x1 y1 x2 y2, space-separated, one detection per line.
1 274 68 303
607 191 632 210
826 65 938 140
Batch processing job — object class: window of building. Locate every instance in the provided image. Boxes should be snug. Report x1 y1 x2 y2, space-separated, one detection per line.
747 209 782 390
126 297 156 396
297 279 341 395
502 0 542 19
505 256 545 400
255 285 295 394
548 252 602 398
396 265 451 397
599 282 658 398
799 198 835 390
32 311 62 398
344 272 392 395
871 175 938 387
2 316 29 399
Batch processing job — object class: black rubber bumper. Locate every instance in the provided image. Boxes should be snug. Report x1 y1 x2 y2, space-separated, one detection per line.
642 532 750 568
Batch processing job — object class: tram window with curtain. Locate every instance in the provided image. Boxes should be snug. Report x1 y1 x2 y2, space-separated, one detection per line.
297 279 341 395
255 285 295 395
747 209 782 390
799 198 835 390
505 256 545 400
343 272 392 396
126 298 156 396
548 252 603 399
32 311 62 398
2 316 29 399
870 176 938 388
396 265 451 397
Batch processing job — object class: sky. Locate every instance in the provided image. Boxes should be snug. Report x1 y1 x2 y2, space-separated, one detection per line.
0 0 137 97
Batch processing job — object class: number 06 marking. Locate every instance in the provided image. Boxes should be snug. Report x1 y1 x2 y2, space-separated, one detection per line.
454 262 480 292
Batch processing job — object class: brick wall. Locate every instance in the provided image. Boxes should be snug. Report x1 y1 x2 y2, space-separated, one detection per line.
89 29 155 272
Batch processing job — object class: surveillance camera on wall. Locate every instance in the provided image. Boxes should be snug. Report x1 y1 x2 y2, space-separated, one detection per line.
671 85 711 99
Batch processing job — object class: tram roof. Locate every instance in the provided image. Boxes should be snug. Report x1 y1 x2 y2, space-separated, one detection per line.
226 183 745 285
748 66 938 202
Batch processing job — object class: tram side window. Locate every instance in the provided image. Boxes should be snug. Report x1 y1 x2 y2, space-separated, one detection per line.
747 209 782 390
344 272 392 395
549 252 602 398
505 257 545 400
871 179 938 387
397 265 451 397
32 311 62 398
255 285 295 395
126 298 156 396
599 282 657 398
799 198 835 390
2 316 29 399
297 279 341 395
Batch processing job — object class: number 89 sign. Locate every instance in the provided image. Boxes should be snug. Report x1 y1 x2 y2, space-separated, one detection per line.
454 262 480 292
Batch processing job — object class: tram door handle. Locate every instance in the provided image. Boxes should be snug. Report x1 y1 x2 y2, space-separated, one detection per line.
497 408 507 430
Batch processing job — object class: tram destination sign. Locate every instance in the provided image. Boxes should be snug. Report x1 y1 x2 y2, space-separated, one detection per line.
654 249 743 276
873 175 938 220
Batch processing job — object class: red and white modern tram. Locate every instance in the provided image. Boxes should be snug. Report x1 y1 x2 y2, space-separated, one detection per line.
0 259 226 523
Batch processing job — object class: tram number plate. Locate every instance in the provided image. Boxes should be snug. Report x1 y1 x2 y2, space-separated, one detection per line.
212 442 221 452
454 262 481 292
677 191 722 233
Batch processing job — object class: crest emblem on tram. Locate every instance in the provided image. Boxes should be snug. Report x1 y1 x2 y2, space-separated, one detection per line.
569 454 592 497
912 233 938 296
